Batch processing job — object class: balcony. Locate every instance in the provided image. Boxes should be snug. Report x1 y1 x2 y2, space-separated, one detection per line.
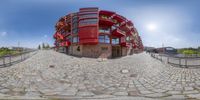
53 33 57 39
120 22 133 32
56 32 64 40
112 14 126 22
120 42 131 47
60 41 71 47
112 28 125 37
62 32 71 37
99 17 116 26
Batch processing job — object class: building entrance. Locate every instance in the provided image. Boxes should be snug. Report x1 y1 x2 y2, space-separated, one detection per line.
112 46 121 58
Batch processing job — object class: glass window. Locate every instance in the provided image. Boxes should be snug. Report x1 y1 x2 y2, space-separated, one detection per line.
98 35 110 43
98 35 104 43
99 27 110 33
72 28 78 34
79 14 98 19
112 38 119 44
73 36 79 43
79 18 97 26
126 36 130 41
105 35 110 43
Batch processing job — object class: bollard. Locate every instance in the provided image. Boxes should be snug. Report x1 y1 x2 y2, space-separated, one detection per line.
21 53 23 61
3 57 5 67
167 57 169 63
160 55 162 62
185 59 187 68
179 58 181 67
9 55 11 66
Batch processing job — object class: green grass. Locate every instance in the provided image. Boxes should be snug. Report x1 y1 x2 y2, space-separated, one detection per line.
178 49 200 56
0 50 20 57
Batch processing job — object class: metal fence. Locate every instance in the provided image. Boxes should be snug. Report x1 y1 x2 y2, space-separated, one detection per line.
150 53 200 68
0 50 37 67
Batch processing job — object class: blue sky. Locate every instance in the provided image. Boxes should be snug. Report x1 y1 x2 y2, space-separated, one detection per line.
0 0 199 48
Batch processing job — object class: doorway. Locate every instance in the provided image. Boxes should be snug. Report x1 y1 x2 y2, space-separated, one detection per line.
112 46 121 58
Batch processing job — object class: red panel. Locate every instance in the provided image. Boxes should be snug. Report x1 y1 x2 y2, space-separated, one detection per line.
112 28 125 37
99 10 115 16
121 42 130 47
99 17 116 26
113 14 126 22
78 26 98 44
120 37 126 43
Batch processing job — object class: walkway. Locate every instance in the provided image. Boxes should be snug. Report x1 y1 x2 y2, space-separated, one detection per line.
0 50 200 99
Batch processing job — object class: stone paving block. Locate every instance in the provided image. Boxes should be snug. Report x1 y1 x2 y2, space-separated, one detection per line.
112 91 128 96
144 93 171 98
163 95 186 100
187 93 200 99
139 90 154 94
76 91 95 97
183 90 199 94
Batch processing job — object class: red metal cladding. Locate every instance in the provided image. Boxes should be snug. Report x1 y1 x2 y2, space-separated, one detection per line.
63 32 71 38
121 42 131 47
78 26 98 44
64 41 71 46
54 32 64 40
99 10 115 16
53 7 143 51
112 28 125 37
99 17 116 26
112 14 126 22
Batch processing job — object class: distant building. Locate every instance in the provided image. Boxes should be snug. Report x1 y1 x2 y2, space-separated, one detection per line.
53 7 143 58
157 47 177 54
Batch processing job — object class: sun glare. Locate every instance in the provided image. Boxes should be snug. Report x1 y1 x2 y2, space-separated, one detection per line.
147 23 157 31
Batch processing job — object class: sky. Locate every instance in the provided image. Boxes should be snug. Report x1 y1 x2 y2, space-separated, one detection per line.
0 0 199 48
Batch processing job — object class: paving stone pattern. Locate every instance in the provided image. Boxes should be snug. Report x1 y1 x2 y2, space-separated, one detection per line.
0 50 200 99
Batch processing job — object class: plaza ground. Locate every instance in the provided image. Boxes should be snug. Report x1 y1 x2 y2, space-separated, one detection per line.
0 50 200 99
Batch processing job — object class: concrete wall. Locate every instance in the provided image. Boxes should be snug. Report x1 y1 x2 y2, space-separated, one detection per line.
69 45 82 56
122 47 127 56
66 44 136 58
58 47 67 53
82 44 112 58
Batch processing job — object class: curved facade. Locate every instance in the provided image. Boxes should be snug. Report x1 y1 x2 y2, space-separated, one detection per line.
53 7 143 58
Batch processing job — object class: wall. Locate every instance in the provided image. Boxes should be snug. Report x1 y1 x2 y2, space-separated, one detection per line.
69 44 82 56
121 47 127 56
82 44 112 58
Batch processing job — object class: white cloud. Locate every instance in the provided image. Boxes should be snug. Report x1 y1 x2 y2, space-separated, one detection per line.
0 31 7 37
125 6 193 48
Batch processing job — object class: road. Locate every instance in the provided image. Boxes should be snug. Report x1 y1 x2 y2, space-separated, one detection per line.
0 50 200 99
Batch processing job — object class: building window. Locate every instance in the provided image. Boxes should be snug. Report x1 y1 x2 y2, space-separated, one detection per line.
72 36 79 43
79 18 97 26
98 35 110 43
112 38 119 45
65 36 72 42
99 27 110 33
126 36 130 41
72 28 78 34
79 14 98 19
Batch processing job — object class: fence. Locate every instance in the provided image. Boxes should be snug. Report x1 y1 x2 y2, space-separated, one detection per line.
0 50 37 67
150 53 200 68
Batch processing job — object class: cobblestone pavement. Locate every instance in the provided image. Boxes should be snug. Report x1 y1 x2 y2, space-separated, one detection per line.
1 50 200 99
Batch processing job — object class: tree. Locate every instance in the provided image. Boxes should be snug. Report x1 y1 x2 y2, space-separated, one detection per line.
198 46 200 51
38 45 41 50
42 43 45 49
46 44 50 49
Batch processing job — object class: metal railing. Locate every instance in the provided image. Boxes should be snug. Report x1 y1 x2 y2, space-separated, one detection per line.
150 53 200 68
0 50 37 67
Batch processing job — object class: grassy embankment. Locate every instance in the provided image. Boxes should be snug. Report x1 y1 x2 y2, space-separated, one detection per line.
0 48 21 57
178 48 200 56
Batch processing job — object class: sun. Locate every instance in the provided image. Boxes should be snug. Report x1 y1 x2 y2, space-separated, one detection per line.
146 23 157 31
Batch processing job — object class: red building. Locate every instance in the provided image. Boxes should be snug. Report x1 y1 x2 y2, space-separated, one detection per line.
53 7 143 58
